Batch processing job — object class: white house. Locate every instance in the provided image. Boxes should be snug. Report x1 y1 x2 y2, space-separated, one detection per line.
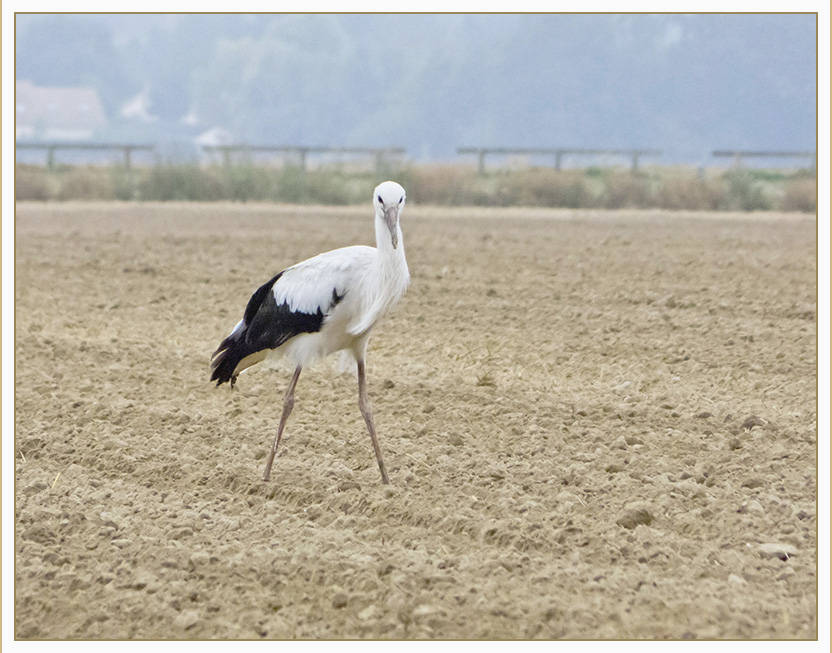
16 80 107 141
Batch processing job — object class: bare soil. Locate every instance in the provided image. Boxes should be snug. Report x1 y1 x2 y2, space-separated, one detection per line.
14 201 817 639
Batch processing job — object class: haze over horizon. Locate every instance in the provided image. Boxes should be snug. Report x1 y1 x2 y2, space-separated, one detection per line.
15 13 818 166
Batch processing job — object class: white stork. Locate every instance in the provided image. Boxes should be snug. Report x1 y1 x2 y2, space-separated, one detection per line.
211 180 410 484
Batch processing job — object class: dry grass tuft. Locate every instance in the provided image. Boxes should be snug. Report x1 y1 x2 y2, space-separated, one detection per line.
780 178 817 213
654 176 727 211
55 166 115 201
401 164 481 205
601 172 653 209
15 164 57 201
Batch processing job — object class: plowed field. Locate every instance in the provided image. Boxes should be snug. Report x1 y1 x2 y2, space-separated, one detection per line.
14 201 817 639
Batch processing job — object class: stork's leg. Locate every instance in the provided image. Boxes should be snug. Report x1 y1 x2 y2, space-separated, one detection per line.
262 366 302 482
357 359 390 484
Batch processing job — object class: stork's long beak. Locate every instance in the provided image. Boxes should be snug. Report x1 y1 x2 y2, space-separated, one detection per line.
384 206 399 249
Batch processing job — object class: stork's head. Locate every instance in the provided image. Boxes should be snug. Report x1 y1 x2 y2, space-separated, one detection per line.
373 181 406 249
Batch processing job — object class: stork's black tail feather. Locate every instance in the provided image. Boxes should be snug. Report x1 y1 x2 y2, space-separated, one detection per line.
210 330 245 387
210 272 284 387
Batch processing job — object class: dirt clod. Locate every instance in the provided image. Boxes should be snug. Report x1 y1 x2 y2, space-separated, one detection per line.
617 503 654 529
742 415 765 430
758 543 799 561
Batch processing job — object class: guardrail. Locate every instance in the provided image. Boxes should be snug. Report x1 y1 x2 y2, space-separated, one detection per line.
458 147 663 174
712 150 817 169
14 141 817 174
201 145 406 172
15 142 154 169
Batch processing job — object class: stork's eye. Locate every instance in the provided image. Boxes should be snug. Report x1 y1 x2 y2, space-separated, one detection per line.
377 195 383 203
399 197 403 203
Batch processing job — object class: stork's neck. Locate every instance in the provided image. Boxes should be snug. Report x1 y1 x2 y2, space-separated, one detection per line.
375 214 407 263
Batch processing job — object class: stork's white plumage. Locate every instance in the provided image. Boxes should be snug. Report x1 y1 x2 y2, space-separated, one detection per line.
211 181 410 484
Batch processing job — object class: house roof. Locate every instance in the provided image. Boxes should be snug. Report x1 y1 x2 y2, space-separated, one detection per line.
16 80 107 137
